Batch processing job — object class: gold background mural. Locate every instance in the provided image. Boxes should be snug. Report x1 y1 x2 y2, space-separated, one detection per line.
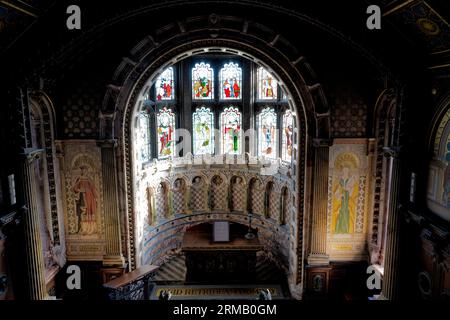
327 139 371 261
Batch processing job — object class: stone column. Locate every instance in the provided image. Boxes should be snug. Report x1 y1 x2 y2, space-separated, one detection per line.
307 139 330 265
20 150 48 299
98 140 125 267
379 147 401 300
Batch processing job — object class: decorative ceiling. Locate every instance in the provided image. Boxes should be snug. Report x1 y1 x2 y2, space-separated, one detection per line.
0 0 54 53
378 0 449 53
0 0 448 73
372 0 449 77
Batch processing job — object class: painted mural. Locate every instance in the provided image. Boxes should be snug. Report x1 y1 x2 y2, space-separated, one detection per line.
327 140 369 261
331 153 359 235
61 141 105 260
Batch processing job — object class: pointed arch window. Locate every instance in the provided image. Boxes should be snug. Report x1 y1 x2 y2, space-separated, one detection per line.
220 107 242 154
137 112 151 162
192 62 214 100
219 62 242 100
193 107 214 155
282 110 294 162
156 107 175 159
257 107 277 159
155 67 175 101
257 67 278 100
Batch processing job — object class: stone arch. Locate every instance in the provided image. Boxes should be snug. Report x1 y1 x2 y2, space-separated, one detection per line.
190 175 208 212
248 177 265 215
210 173 228 212
155 180 171 220
103 13 336 285
265 181 275 218
230 175 247 212
171 176 188 215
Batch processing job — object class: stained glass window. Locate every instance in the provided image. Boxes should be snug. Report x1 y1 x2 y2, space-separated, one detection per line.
192 63 214 99
156 107 175 159
155 67 174 101
137 112 151 162
257 67 278 100
220 107 241 154
258 107 277 158
193 107 214 155
282 110 294 162
219 62 242 100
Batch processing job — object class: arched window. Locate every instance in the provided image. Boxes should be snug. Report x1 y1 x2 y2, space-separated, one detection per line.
156 107 175 159
193 106 214 155
257 67 278 100
137 112 151 162
428 107 450 221
257 107 277 159
219 62 242 100
192 62 214 100
220 107 241 154
155 67 174 101
282 110 294 162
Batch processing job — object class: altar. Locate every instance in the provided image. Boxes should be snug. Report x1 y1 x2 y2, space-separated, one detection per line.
181 222 263 283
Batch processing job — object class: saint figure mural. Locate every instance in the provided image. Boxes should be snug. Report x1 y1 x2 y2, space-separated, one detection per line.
332 154 359 234
72 165 98 235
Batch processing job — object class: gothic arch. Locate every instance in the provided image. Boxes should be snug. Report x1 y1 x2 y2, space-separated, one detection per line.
30 91 64 246
370 89 397 264
426 93 450 221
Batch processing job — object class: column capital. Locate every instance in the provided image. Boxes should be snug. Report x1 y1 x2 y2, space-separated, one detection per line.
97 139 118 148
382 146 402 158
21 148 44 163
313 138 331 148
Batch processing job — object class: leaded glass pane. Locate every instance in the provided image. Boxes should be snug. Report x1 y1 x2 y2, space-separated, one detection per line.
192 63 214 99
220 107 241 154
193 106 214 155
